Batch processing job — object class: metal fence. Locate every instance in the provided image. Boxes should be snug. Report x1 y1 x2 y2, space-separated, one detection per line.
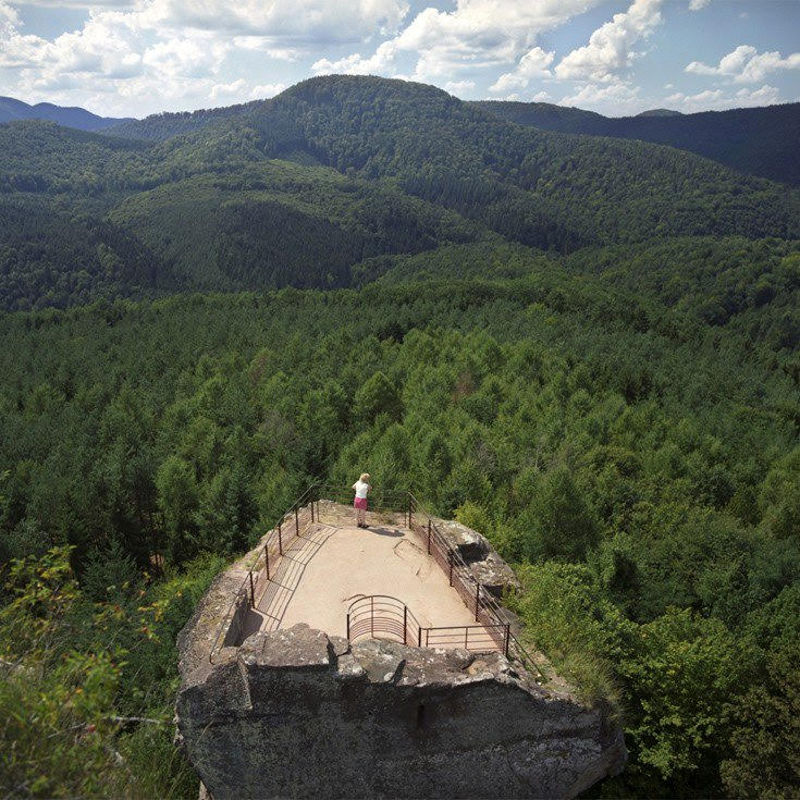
209 483 542 677
347 595 421 647
346 594 509 654
209 484 318 663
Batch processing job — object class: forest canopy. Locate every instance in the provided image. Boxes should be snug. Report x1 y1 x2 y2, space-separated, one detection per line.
1 75 798 798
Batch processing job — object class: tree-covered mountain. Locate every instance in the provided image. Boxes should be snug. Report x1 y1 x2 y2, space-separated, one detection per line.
0 76 797 310
0 96 132 131
472 99 800 186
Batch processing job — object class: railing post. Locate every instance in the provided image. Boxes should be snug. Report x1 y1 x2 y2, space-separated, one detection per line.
311 496 315 523
347 613 351 640
403 606 408 646
265 544 270 580
475 583 480 621
371 596 374 639
427 519 432 554
278 521 283 555
295 505 299 536
465 626 468 650
248 571 255 607
504 624 510 658
418 627 422 647
448 551 453 586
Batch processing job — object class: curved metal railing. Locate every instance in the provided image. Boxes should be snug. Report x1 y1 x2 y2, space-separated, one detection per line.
346 595 422 647
346 594 509 654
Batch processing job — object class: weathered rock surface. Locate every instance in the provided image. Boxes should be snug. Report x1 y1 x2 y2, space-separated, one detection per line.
177 622 626 799
430 517 521 596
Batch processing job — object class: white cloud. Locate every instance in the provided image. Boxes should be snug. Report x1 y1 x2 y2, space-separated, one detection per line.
0 9 145 81
489 46 554 94
665 83 781 112
210 78 247 101
250 83 287 99
555 0 664 83
559 79 642 114
209 78 285 103
688 0 710 10
444 79 476 95
312 0 604 85
139 0 411 42
0 1 19 33
143 36 228 79
312 40 398 75
532 91 552 102
686 44 800 84
14 0 134 6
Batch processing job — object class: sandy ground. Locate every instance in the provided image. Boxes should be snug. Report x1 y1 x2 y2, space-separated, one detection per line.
255 513 482 639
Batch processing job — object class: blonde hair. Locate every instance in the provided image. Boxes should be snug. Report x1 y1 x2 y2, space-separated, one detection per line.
360 473 370 482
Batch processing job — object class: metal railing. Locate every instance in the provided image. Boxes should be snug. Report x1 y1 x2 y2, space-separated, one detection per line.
347 595 421 647
315 483 411 518
406 492 542 677
421 624 510 652
209 483 542 677
346 594 510 655
209 484 318 663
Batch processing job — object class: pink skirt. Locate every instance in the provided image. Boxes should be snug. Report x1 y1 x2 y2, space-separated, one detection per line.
354 497 367 510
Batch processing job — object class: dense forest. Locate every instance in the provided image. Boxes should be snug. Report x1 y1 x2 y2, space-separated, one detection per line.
1 76 798 310
472 100 800 187
1 75 798 798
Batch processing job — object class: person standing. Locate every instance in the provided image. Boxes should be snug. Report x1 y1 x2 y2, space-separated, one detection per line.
352 473 371 528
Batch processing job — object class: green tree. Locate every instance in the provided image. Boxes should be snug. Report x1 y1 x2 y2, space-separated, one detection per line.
518 465 598 562
155 456 199 563
721 643 800 798
354 371 403 426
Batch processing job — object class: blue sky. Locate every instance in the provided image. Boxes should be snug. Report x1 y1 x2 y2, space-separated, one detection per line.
1 0 798 118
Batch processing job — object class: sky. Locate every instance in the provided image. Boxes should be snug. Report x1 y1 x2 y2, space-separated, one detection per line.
0 0 798 119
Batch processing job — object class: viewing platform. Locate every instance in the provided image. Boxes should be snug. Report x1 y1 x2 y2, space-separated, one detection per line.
207 487 530 669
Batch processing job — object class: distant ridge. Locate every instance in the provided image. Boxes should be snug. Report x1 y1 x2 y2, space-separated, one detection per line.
105 99 264 141
470 99 800 185
0 96 133 131
636 108 683 117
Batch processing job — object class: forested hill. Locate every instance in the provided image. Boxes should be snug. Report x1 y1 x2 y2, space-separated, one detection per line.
235 77 798 246
0 96 132 131
104 99 262 141
0 75 798 311
471 100 800 186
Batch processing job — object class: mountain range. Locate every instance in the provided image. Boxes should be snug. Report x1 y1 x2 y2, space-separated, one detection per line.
2 90 797 187
0 75 797 312
471 99 800 186
0 96 132 131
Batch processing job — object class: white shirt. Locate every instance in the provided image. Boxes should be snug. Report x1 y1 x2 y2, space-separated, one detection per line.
353 480 370 499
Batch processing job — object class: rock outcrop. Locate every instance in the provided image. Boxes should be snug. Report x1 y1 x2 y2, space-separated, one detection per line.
429 517 521 597
177 626 626 799
175 505 626 798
